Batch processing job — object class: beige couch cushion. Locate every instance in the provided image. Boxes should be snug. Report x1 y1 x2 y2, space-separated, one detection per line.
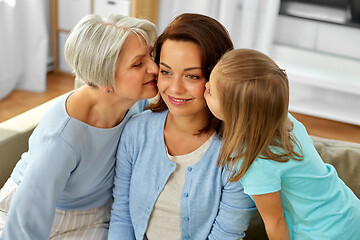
311 136 360 198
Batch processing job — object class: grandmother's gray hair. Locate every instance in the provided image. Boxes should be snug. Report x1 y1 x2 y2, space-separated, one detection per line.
64 14 157 89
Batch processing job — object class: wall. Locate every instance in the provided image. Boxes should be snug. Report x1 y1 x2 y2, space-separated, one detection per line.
43 0 53 71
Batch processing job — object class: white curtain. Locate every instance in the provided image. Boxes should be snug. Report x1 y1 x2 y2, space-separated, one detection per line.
157 0 221 32
157 0 280 55
0 0 48 100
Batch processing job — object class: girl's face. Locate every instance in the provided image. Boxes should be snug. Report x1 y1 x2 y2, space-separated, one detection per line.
114 33 159 101
157 40 209 118
204 65 224 120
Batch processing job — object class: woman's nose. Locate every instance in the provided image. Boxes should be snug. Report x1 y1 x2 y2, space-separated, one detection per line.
169 76 185 93
148 59 159 74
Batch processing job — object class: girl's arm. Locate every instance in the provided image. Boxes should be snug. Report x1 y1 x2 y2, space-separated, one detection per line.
253 191 290 240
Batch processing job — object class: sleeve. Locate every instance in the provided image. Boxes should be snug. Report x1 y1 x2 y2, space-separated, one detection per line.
241 159 282 196
1 136 76 240
108 128 136 240
208 173 256 240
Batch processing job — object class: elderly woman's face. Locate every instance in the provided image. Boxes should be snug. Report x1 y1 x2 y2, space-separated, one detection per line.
113 33 158 101
157 39 209 118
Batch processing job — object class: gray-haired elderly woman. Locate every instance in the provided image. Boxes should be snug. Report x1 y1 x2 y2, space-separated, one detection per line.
0 14 158 240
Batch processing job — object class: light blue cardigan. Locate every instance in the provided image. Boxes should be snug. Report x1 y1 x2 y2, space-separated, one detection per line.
108 110 256 240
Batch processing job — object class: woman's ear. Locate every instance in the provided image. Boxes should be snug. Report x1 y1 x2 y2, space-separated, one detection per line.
98 86 113 93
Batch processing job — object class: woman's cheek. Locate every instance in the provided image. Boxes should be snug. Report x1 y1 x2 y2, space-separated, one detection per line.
156 76 167 92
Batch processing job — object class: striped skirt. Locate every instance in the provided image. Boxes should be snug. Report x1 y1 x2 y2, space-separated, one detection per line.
0 178 111 239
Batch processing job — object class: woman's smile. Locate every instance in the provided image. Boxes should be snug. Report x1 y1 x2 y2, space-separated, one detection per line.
167 95 193 105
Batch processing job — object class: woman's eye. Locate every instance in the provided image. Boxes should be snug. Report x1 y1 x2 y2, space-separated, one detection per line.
186 74 200 79
133 62 143 68
160 70 171 75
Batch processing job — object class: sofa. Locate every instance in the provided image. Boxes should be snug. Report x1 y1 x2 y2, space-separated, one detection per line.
0 88 359 239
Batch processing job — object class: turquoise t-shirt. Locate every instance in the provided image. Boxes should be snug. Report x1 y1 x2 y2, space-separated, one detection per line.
241 114 360 239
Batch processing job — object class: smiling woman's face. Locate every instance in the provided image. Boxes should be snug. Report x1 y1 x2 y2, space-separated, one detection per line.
157 39 209 118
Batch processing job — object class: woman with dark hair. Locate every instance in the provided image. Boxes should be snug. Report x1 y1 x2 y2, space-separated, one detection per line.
108 13 255 240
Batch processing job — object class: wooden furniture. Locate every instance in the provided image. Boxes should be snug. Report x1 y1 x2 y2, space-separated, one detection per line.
131 0 159 25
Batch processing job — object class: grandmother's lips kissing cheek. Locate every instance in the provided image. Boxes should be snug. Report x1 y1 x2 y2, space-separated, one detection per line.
143 78 157 86
168 95 193 105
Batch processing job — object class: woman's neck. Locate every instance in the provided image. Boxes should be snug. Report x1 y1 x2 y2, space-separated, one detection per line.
66 86 136 128
165 111 207 135
164 109 215 155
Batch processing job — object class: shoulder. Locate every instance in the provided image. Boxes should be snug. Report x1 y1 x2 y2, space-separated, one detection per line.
288 113 310 140
117 110 166 160
124 110 166 130
209 134 222 158
288 113 317 152
119 110 166 146
35 93 72 135
129 99 148 114
241 158 283 195
32 92 85 156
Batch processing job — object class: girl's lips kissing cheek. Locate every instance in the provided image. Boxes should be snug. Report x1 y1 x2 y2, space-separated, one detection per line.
168 95 191 106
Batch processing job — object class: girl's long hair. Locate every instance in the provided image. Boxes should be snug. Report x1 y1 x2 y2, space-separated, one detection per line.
215 49 303 182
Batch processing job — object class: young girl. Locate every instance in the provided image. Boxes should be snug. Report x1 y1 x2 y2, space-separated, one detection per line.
204 48 360 240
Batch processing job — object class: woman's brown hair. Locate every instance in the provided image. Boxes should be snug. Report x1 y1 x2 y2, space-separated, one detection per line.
149 13 233 134
215 49 303 182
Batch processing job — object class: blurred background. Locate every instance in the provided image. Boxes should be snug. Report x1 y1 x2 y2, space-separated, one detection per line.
0 0 359 142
